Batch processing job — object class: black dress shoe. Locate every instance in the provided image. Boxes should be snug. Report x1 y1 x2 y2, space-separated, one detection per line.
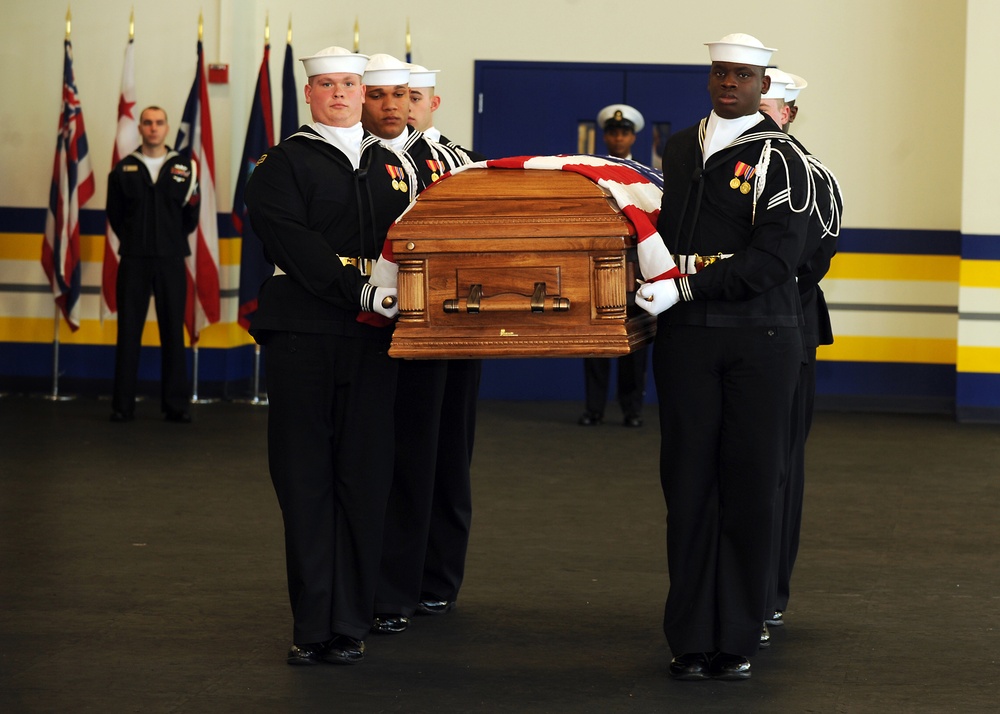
577 411 603 426
765 610 784 626
109 411 133 423
623 413 643 427
669 652 711 680
415 598 456 616
322 635 365 665
710 652 751 680
287 641 330 666
164 410 192 423
759 622 771 648
371 613 410 634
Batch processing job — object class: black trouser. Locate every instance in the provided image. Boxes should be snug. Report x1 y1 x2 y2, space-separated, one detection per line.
376 358 480 615
582 345 649 417
112 255 188 416
653 324 801 657
264 330 398 643
770 345 817 613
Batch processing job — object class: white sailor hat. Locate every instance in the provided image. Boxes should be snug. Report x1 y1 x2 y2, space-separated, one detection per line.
783 73 808 102
704 33 776 67
597 103 645 133
299 46 369 78
362 53 411 85
762 68 795 100
407 64 440 89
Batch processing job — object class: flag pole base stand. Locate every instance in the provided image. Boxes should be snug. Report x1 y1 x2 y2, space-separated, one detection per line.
232 394 269 406
190 396 220 405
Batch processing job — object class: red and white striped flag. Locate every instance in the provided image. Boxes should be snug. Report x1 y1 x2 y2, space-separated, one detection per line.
100 36 139 319
41 39 95 332
175 39 221 343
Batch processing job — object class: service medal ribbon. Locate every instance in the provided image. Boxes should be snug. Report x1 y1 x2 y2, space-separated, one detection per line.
425 159 445 182
385 164 401 190
731 161 755 192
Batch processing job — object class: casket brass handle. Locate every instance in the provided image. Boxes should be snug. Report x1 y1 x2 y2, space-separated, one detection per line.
443 282 570 313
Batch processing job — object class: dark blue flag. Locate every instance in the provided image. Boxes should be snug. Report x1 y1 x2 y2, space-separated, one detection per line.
280 40 298 141
234 43 275 330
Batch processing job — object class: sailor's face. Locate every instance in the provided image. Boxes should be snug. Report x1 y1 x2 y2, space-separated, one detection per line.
708 62 769 120
305 73 364 127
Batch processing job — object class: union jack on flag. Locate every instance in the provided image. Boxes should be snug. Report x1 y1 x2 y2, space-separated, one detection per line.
41 39 95 332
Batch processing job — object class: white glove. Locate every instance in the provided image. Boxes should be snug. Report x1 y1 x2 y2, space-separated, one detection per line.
360 284 399 319
635 280 680 316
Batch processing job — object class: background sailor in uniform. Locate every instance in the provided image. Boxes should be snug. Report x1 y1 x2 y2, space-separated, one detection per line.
244 46 412 666
106 106 198 424
635 34 812 681
578 103 650 428
361 56 484 635
759 69 843 631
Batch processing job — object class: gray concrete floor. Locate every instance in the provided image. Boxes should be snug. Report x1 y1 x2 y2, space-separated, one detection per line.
1 395 998 713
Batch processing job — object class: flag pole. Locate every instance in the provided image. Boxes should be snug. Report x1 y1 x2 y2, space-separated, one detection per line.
45 305 74 401
353 16 360 53
250 344 268 405
187 11 217 406
406 18 411 63
43 7 76 402
248 16 270 406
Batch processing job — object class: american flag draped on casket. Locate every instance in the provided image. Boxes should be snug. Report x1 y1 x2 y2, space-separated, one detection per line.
366 155 675 359
367 154 679 294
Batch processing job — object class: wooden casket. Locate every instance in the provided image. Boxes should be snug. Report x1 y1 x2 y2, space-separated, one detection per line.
387 167 656 359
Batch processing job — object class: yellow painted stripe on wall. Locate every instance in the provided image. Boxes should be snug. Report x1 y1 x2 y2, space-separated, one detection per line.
817 335 956 364
0 316 254 348
957 345 1000 374
960 259 1000 288
825 254 960 282
1 233 242 265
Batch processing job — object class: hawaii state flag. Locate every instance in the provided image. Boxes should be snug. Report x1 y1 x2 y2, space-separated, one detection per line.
100 36 139 319
41 39 96 332
234 42 275 330
175 39 221 344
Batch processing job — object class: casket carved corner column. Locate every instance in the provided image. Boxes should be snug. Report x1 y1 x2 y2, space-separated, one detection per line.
591 254 627 320
397 258 427 322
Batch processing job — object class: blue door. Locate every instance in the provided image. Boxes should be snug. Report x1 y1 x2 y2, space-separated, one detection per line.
470 60 712 405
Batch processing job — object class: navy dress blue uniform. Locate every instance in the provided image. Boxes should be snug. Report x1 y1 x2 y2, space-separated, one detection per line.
653 113 811 658
106 149 198 419
375 128 485 618
245 125 413 646
770 141 842 619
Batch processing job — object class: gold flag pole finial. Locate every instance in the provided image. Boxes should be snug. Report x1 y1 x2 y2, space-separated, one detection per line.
287 15 292 44
129 7 135 40
353 16 360 53
198 10 204 42
406 18 411 61
265 11 270 44
65 6 72 40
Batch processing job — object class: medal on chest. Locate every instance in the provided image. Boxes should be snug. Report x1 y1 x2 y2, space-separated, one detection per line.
385 164 408 193
730 161 755 194
425 159 445 183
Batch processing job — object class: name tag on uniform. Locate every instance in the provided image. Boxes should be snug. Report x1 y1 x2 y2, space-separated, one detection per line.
123 165 139 172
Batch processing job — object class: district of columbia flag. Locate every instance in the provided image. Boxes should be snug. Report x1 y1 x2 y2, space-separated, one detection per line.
41 38 96 332
100 36 139 320
175 39 221 344
234 41 275 330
